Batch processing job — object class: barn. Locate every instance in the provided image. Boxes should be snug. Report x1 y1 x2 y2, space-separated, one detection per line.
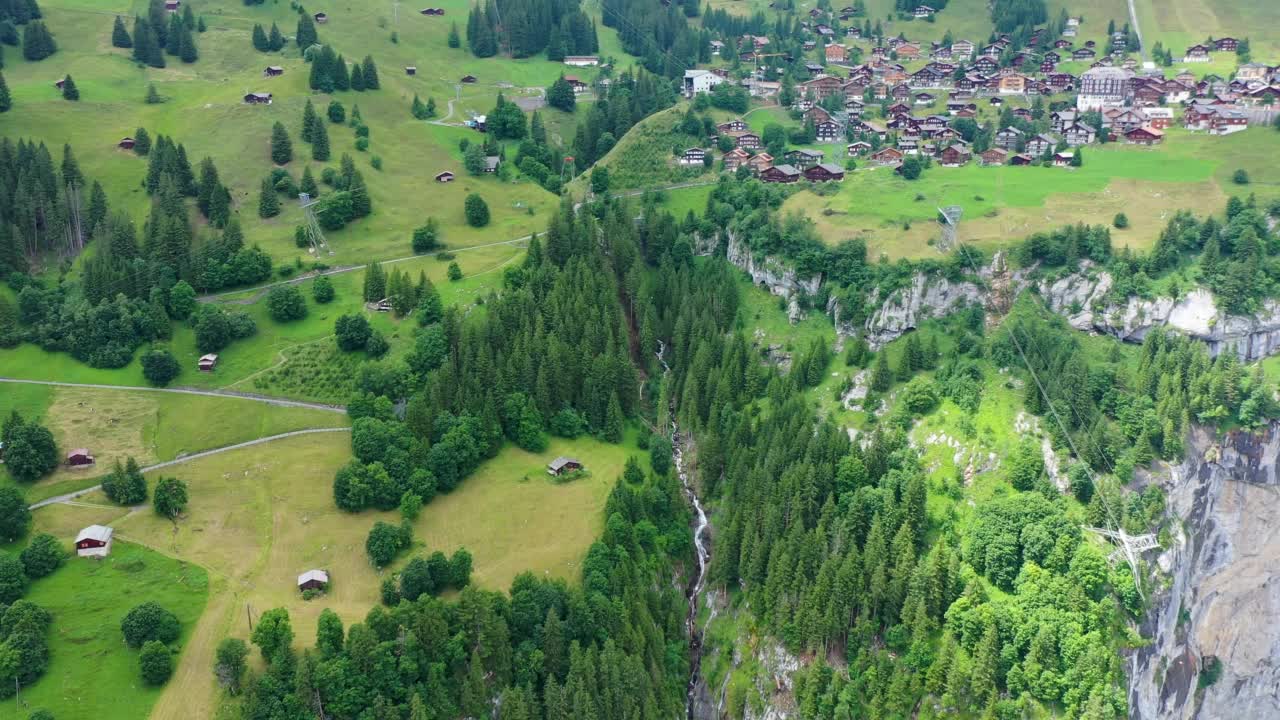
460 75 477 83
118 137 136 150
547 457 583 476
76 525 113 558
298 569 329 592
434 171 455 182
264 66 284 77
67 448 94 467
244 92 273 105
199 353 218 372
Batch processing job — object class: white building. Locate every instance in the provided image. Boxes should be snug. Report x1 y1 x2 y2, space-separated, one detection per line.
683 69 725 98
1076 66 1134 111
563 56 599 67
76 525 113 558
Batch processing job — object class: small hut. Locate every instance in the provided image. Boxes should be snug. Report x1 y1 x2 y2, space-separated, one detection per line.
76 525 113 558
66 448 95 467
313 12 328 23
405 66 417 75
547 457 582 476
198 353 218 372
434 171 455 182
244 92 273 104
460 74 477 83
164 0 180 11
298 569 329 591
264 66 284 77
118 137 136 150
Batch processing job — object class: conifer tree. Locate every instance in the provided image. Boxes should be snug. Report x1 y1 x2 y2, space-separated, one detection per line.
311 118 330 161
134 127 151 154
425 96 436 117
112 15 132 48
295 12 317 50
0 72 10 112
411 93 426 119
361 55 379 89
252 23 268 51
447 22 459 48
145 82 162 103
300 165 318 196
164 13 181 55
258 176 280 218
267 22 284 51
870 350 892 392
332 54 350 91
60 74 77 100
270 121 292 164
178 25 196 62
301 99 318 143
21 19 54 60
349 60 365 91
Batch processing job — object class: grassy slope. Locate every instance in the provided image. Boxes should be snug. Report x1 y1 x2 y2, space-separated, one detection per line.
0 241 522 394
0 543 209 720
0 385 348 497
782 127 1280 261
1131 0 1280 61
0 0 605 268
25 427 650 719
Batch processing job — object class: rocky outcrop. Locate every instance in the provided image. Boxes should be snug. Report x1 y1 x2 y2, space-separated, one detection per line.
863 273 983 348
726 232 821 302
1130 423 1280 720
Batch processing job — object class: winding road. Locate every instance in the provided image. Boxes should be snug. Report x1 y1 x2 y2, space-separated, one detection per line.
28 427 352 510
0 377 345 412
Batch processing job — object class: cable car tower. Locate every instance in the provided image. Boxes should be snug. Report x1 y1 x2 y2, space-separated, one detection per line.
298 193 333 256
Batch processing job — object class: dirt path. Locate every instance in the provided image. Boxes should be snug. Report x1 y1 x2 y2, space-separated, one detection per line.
28 427 351 509
0 377 345 412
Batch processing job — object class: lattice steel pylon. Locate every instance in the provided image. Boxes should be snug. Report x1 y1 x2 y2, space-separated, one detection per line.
298 193 332 256
937 205 963 251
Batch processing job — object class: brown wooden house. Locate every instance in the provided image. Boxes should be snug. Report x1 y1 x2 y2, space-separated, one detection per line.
264 66 284 77
198 353 218 372
804 163 845 182
118 137 136 150
760 164 802 183
547 457 583 476
298 569 329 591
434 171 455 182
66 448 95 467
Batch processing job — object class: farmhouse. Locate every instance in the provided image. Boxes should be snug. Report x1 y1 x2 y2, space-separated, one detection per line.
1123 126 1164 145
1009 153 1033 166
67 448 94 467
745 152 774 174
760 164 802 183
784 148 824 168
564 56 599 67
244 92 273 104
1052 151 1074 167
1214 37 1239 52
75 525 113 558
847 141 871 156
939 144 970 167
815 120 843 142
1183 44 1211 63
728 132 761 150
979 148 1008 166
298 569 329 591
264 66 284 77
871 147 904 166
547 457 582 476
198 353 218 372
805 163 845 182
118 137 135 150
678 147 707 166
722 147 750 171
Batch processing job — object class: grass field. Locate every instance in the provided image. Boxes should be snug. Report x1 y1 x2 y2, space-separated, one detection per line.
0 543 209 720
0 385 347 495
0 0 620 270
782 127 1280 260
1131 0 1280 62
24 425 649 718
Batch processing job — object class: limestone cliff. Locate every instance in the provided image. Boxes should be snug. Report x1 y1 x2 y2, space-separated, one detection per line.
1129 424 1280 720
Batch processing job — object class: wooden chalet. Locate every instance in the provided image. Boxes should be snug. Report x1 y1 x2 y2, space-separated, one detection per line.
716 119 748 134
745 152 774 174
939 144 970 167
198 353 218 372
76 525 113 558
784 148 824 168
67 448 95 467
729 132 762 150
979 148 1008 166
434 171 455 182
1184 44 1211 62
1052 151 1074 167
547 457 583 476
804 163 845 182
405 66 417 75
460 75 477 83
722 147 750 171
870 147 904 166
298 569 330 591
847 141 872 156
244 92 273 104
118 137 135 150
678 147 708 166
1214 37 1239 52
760 164 802 183
264 66 284 77
1123 126 1164 145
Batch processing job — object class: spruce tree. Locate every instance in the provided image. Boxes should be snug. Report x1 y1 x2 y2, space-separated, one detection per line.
178 26 196 63
300 165 318 196
425 96 436 117
112 15 132 48
21 19 54 61
268 22 284 51
270 121 292 164
60 74 78 101
134 127 151 155
327 100 344 123
447 22 459 48
301 99 318 143
349 60 365 91
258 176 280 218
311 118 330 161
165 13 181 55
411 94 426 119
0 72 10 113
252 23 268 51
295 12 317 50
332 54 350 91
145 82 162 104
361 55 379 89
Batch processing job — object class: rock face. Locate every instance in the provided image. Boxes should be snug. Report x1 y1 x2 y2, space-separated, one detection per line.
1130 423 1280 720
863 273 983 348
726 232 821 301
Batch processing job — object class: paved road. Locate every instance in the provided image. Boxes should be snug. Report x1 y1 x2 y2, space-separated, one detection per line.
199 235 533 303
29 427 352 509
0 378 346 413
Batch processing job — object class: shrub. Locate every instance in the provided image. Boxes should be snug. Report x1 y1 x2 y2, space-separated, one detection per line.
312 275 335 303
121 602 180 648
447 262 462 281
139 640 174 685
335 313 372 351
365 521 411 567
19 534 63 579
1233 169 1250 185
266 285 308 322
141 348 181 386
1113 212 1129 229
153 477 189 519
464 193 489 227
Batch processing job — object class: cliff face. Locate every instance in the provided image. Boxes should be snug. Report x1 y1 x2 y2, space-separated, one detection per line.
1130 424 1280 720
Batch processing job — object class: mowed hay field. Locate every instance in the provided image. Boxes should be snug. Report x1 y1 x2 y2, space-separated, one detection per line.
1132 0 1280 61
786 128 1280 260
0 0 588 266
23 427 647 719
0 543 209 720
0 241 524 397
0 384 347 498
